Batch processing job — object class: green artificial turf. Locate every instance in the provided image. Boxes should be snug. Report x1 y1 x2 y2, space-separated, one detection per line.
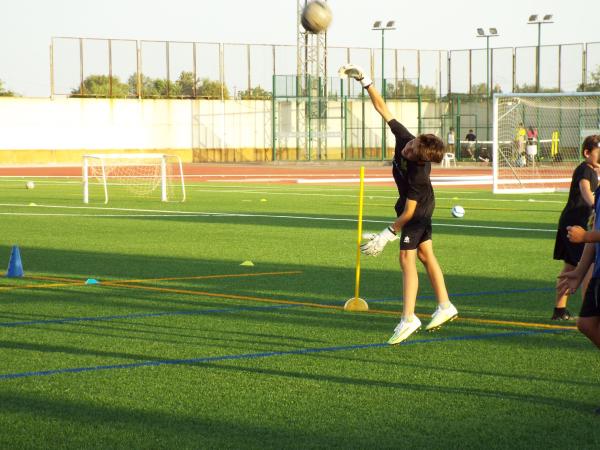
0 178 599 449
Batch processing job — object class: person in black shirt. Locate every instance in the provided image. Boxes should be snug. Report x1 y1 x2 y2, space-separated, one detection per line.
552 135 600 320
464 129 477 160
339 63 458 345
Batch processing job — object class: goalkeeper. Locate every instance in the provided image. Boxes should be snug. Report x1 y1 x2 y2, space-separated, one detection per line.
339 64 458 345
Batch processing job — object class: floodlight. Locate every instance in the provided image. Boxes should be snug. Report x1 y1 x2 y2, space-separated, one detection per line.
386 20 395 28
528 14 538 22
477 28 485 36
489 28 498 35
373 21 382 29
543 14 553 21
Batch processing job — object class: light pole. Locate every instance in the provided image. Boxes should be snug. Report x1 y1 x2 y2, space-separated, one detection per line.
527 14 554 92
476 28 499 98
373 20 395 159
476 28 499 142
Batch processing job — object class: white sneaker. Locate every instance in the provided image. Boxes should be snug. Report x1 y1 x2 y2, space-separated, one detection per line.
387 316 422 345
425 302 458 331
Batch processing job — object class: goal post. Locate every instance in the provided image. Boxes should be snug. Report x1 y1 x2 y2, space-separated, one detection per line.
82 153 186 204
493 92 600 194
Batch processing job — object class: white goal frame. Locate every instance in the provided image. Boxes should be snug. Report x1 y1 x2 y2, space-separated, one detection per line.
492 92 600 194
82 153 186 204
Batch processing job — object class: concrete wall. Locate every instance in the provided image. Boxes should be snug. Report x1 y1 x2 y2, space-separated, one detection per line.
0 96 444 164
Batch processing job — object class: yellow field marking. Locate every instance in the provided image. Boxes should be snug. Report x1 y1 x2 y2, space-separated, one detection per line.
104 271 303 285
27 271 303 285
456 316 576 331
15 274 577 331
365 308 576 330
0 281 84 291
104 283 577 331
107 282 344 311
28 275 84 283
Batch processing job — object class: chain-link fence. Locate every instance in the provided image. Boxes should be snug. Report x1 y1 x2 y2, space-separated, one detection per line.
51 37 600 100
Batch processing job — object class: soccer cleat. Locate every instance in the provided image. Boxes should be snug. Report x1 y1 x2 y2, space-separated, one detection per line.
387 316 421 345
425 303 458 331
551 308 573 321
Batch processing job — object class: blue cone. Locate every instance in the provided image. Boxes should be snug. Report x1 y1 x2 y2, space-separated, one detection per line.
85 278 100 285
7 245 24 278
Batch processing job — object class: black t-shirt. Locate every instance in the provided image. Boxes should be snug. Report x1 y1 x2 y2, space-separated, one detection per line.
466 133 476 142
559 162 598 228
388 119 435 224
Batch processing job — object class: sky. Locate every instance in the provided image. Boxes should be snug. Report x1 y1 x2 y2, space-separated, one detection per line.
1 0 599 97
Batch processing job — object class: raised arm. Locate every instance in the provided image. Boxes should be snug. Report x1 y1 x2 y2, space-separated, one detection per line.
339 64 393 122
365 85 393 123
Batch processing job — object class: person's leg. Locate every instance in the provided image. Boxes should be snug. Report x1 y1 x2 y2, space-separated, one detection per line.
417 239 458 331
399 249 419 318
388 247 422 345
581 264 594 302
553 263 576 319
577 317 600 350
417 239 449 305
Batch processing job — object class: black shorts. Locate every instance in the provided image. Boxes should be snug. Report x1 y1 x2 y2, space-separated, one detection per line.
400 222 432 250
553 227 585 266
581 277 600 318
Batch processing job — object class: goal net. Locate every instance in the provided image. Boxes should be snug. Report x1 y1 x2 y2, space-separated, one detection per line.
493 93 600 193
82 153 186 203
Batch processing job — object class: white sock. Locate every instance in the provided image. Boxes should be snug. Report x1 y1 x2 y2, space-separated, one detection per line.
439 301 452 309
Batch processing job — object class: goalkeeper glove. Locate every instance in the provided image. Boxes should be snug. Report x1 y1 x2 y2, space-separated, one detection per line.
360 226 398 256
338 63 373 89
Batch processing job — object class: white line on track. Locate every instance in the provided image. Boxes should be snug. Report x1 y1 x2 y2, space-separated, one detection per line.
0 203 555 232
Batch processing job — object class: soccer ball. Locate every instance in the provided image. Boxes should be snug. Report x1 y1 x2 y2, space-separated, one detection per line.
301 1 332 34
25 181 35 190
451 205 465 218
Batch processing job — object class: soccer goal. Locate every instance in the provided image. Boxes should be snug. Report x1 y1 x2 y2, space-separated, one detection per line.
82 153 186 204
493 92 600 193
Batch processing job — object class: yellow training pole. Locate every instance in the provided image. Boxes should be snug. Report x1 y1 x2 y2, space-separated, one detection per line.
344 166 369 312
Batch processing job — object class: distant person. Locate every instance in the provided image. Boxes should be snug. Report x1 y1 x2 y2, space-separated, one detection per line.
553 135 600 320
464 129 477 160
515 123 526 165
526 126 538 144
526 126 539 163
447 127 456 155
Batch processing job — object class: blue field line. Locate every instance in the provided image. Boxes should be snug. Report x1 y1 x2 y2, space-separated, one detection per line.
0 304 297 328
368 287 555 304
0 328 569 381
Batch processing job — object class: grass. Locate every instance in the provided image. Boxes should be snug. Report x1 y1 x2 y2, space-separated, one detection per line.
0 177 599 449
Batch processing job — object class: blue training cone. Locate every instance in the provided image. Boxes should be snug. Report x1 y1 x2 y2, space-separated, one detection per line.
7 245 24 278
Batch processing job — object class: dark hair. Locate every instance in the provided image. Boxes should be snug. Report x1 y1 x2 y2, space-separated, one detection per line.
581 135 600 158
415 134 445 163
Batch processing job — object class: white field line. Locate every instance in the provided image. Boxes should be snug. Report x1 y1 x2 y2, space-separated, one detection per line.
297 175 492 184
0 179 495 195
189 188 565 204
0 203 556 233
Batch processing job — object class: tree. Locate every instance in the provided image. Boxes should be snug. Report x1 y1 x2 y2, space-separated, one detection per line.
70 75 130 97
196 78 229 99
128 74 180 98
386 79 436 98
470 83 502 95
514 83 559 93
238 85 271 100
578 65 600 92
0 79 16 97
